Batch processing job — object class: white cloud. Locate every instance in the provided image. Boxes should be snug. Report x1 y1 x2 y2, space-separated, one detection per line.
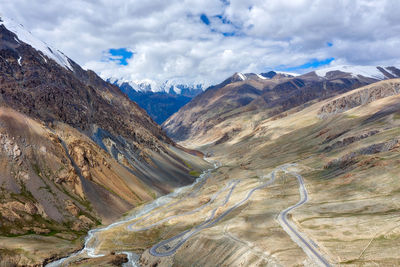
1 0 400 87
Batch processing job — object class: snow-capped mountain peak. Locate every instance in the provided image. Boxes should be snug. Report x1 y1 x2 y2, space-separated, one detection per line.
256 73 267 80
237 72 246 81
0 16 72 70
314 65 398 80
107 77 205 96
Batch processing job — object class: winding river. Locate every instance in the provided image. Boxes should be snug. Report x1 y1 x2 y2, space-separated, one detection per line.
46 161 220 267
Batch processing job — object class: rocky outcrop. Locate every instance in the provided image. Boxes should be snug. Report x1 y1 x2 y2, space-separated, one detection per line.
318 79 400 118
0 133 22 160
323 130 379 152
65 252 128 266
72 215 95 231
325 138 400 169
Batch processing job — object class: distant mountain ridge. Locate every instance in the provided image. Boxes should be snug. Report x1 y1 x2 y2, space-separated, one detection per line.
107 79 203 124
108 71 297 124
108 77 204 96
163 65 400 142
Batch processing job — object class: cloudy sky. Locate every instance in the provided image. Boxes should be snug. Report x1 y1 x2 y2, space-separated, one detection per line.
1 0 400 87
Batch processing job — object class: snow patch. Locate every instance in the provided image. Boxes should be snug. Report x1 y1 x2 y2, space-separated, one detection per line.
109 77 206 94
315 65 386 80
256 73 267 80
237 72 246 81
276 71 299 77
1 16 72 70
172 85 182 94
384 67 399 77
40 54 47 63
17 56 22 66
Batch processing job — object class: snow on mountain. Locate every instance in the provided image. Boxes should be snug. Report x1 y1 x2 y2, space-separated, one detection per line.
258 71 299 79
256 73 267 80
237 72 246 81
276 71 300 77
108 77 205 95
0 16 72 70
315 65 395 79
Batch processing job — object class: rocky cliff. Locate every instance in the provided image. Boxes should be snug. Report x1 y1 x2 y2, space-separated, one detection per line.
318 79 400 118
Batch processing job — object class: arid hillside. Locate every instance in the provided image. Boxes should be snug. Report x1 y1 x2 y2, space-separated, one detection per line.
74 78 400 266
0 18 210 266
163 68 400 145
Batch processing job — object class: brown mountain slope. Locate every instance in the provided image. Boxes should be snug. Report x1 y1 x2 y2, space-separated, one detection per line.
0 19 210 266
70 79 400 266
163 69 399 144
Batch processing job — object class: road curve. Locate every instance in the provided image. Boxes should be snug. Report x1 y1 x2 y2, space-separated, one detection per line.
148 166 287 257
277 168 331 267
128 179 240 232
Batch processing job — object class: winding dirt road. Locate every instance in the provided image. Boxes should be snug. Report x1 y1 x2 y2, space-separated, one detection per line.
277 169 331 267
47 162 332 266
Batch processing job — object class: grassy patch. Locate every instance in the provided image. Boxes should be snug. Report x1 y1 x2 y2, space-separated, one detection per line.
393 113 400 120
183 160 192 169
189 170 201 177
0 248 25 256
346 114 359 119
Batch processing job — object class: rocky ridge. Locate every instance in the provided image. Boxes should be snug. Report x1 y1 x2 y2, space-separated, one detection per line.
163 67 400 144
318 79 400 118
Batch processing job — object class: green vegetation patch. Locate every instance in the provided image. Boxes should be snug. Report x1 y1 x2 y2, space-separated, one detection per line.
189 170 201 177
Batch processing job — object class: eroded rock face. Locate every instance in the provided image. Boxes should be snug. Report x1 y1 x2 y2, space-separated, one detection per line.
0 200 43 223
71 143 98 180
318 80 400 118
323 130 380 152
65 200 80 217
72 215 95 231
24 202 38 215
0 133 22 160
325 138 400 169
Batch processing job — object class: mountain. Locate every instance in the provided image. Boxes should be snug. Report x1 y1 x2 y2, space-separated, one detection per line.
0 16 209 265
67 77 400 266
108 77 205 96
108 79 203 124
108 72 297 125
163 66 400 143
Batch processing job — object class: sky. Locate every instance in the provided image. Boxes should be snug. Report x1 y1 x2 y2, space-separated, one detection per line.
1 0 400 87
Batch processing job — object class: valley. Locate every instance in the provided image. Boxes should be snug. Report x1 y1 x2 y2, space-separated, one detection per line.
1 4 400 267
46 78 400 266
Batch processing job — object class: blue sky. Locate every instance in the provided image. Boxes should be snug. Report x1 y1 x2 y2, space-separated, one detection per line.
281 58 335 72
108 48 134 66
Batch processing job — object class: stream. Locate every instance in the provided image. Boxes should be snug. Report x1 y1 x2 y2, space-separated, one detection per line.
45 161 219 267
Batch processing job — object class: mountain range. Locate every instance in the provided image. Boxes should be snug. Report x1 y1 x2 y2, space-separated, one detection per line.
2 14 400 267
163 65 400 143
107 78 203 124
107 72 296 124
71 67 400 266
0 16 209 265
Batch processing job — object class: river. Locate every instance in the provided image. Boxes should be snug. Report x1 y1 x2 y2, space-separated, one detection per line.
46 161 218 267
